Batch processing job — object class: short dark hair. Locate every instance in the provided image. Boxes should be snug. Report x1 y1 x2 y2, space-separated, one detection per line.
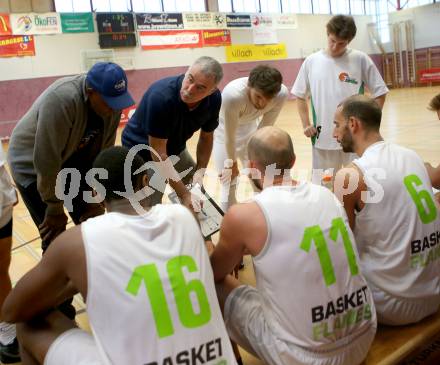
326 15 357 41
248 65 283 98
248 127 295 172
341 95 382 131
428 93 440 111
92 146 146 202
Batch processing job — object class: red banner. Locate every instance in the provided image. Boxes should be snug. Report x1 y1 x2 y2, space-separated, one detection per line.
139 30 202 50
0 13 12 35
419 68 440 83
119 105 137 125
0 35 35 57
202 29 231 47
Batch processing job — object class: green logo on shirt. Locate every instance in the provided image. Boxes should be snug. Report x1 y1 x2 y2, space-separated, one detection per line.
339 72 359 85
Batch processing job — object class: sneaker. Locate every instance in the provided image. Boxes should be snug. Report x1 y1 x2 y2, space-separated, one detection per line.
0 337 20 364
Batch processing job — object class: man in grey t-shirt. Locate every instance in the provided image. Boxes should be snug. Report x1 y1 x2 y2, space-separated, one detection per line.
8 62 134 256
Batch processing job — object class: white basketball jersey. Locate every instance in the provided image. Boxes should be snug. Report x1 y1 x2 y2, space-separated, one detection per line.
353 141 440 298
82 204 236 365
253 183 376 350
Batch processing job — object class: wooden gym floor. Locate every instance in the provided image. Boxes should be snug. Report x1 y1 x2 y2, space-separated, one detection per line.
5 85 440 365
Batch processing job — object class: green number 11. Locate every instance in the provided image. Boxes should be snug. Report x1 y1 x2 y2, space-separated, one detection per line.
300 217 359 286
126 255 211 338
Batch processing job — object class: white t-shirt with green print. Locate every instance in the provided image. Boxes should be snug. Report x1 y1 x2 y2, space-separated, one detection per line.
291 48 389 150
353 141 440 300
253 183 376 349
82 204 236 365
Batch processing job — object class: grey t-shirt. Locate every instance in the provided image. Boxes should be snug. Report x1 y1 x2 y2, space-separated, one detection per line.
8 74 121 215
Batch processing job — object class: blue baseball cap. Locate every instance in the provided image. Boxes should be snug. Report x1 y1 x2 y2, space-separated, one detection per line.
86 62 135 110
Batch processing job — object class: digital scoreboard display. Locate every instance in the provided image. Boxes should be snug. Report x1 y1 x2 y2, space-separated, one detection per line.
98 33 136 48
96 13 135 33
96 13 136 48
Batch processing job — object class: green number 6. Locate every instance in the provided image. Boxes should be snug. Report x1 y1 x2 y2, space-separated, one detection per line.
404 174 437 224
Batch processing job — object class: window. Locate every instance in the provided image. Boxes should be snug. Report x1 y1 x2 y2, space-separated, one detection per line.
365 0 377 15
232 0 259 12
403 0 433 8
163 0 206 11
54 0 92 12
281 0 313 14
132 0 163 12
218 0 233 12
313 0 330 14
92 0 131 12
260 0 282 13
376 0 390 43
330 0 349 14
350 0 365 14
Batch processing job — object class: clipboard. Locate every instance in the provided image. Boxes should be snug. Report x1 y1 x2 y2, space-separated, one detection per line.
168 184 224 239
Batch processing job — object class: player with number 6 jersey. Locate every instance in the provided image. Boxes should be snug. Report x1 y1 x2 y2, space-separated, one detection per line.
333 95 440 325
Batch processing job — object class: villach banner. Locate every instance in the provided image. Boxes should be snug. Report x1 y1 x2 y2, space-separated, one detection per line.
11 13 61 35
61 13 94 33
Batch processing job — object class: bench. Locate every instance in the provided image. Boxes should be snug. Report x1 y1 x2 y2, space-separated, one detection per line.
364 308 440 364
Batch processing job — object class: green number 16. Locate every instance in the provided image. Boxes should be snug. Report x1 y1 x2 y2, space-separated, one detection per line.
126 255 211 338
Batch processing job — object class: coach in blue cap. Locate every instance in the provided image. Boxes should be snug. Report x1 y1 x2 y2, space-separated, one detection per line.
8 62 134 255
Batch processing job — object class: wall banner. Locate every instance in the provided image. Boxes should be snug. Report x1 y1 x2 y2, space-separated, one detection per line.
251 14 274 28
139 30 202 50
0 14 12 35
253 27 278 45
419 68 440 83
136 13 183 30
0 35 35 57
274 14 298 29
226 14 251 28
202 29 231 47
183 12 226 29
120 105 137 124
11 13 61 35
61 13 94 33
226 43 287 62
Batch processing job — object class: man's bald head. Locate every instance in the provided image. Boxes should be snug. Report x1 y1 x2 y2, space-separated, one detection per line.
247 127 295 172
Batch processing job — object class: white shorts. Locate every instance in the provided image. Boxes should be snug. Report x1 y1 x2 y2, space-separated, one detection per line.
312 148 357 183
369 282 440 325
213 121 258 173
224 285 375 365
44 329 101 365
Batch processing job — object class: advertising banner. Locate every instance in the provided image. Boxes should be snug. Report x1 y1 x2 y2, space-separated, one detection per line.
140 30 203 50
11 13 61 35
136 13 183 30
0 35 35 57
226 14 251 28
251 14 274 28
120 105 137 125
61 13 94 33
253 27 278 45
183 12 226 29
419 68 440 83
202 29 231 47
274 14 298 29
0 13 12 35
226 43 287 62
